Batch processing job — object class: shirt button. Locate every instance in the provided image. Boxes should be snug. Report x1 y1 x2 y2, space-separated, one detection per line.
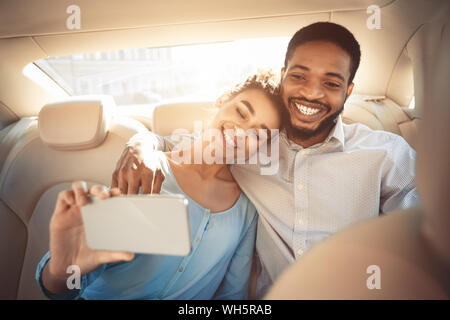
297 249 304 255
297 184 304 190
178 267 183 272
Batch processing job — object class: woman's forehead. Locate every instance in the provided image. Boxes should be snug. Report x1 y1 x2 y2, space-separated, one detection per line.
231 89 280 128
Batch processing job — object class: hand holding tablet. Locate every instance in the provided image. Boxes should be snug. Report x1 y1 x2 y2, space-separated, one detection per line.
47 182 191 283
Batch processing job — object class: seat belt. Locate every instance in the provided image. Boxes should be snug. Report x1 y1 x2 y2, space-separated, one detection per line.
0 117 36 171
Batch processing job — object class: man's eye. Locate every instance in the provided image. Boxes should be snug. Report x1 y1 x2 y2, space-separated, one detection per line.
325 82 341 88
291 74 305 80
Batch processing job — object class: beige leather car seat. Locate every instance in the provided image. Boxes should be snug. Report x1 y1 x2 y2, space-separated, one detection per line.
342 95 419 149
0 96 148 299
151 96 418 149
152 102 216 137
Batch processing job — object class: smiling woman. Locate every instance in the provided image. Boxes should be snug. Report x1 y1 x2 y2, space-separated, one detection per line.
35 70 282 300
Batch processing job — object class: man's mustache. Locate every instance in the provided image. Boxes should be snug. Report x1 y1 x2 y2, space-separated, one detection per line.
287 97 331 112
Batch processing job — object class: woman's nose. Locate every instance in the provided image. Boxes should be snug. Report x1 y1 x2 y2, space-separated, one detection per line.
224 122 246 132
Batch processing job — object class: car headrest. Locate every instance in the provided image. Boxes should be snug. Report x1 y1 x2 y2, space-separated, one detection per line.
38 95 115 150
151 97 411 138
152 102 216 136
342 95 410 135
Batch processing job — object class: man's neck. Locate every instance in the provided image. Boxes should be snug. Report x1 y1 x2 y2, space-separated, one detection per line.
287 125 334 148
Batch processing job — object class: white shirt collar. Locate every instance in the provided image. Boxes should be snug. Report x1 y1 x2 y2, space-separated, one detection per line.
325 115 345 150
280 115 345 151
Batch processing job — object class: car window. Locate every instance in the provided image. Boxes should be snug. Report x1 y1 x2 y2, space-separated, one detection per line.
35 37 290 108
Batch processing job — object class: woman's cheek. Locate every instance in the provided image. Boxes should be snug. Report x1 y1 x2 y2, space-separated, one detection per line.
246 135 259 159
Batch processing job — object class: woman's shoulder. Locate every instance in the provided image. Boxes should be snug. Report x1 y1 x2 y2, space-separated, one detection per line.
235 192 258 222
232 192 258 237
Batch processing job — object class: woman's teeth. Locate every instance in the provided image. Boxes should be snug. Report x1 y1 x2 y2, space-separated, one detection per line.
223 131 236 147
295 102 321 116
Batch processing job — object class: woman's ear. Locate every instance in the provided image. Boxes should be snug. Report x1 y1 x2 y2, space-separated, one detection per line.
215 93 231 108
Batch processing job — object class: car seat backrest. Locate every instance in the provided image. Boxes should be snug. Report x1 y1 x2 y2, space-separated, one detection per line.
0 96 148 299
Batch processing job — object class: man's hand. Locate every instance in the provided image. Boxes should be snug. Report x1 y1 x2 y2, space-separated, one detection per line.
111 138 165 194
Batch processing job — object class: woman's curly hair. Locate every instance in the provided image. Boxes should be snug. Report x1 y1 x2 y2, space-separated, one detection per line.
216 69 282 111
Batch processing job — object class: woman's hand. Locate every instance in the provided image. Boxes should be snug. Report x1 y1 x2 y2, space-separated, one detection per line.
43 181 134 293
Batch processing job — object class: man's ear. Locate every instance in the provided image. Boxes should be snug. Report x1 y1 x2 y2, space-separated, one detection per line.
346 82 354 99
280 67 286 81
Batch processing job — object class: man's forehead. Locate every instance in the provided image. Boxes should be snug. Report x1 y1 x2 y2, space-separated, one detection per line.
287 41 351 78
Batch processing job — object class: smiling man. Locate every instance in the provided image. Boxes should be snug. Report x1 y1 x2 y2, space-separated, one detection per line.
280 23 360 148
112 22 419 298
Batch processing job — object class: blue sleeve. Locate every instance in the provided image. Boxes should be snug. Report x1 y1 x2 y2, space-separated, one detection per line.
213 203 258 300
35 251 107 300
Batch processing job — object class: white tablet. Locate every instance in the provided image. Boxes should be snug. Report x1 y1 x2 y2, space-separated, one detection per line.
81 194 191 256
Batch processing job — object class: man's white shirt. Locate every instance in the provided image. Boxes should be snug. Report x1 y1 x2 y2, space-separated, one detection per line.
156 115 419 298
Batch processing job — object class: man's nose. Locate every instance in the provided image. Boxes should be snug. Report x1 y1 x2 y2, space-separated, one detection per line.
298 79 325 100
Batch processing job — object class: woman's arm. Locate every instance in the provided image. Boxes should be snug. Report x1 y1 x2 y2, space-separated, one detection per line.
35 182 134 300
36 251 107 300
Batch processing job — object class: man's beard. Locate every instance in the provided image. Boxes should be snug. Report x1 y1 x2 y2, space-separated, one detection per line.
283 98 344 141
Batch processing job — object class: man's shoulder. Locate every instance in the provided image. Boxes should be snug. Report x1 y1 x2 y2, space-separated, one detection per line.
342 122 404 149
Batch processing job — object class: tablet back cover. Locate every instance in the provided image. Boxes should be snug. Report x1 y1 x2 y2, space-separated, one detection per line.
81 195 191 256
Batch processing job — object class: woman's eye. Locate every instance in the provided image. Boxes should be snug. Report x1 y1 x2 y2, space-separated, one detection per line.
236 108 246 119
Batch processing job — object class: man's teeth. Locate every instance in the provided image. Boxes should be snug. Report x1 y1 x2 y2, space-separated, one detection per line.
223 131 236 147
295 103 320 115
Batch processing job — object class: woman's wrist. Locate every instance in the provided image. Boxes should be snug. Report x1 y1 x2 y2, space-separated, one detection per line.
41 261 71 294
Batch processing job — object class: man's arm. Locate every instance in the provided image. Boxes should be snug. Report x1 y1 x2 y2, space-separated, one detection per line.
380 135 421 213
112 131 172 194
112 131 197 194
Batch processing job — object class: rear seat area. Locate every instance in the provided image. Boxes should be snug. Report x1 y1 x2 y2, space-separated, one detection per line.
0 93 418 299
342 95 420 150
0 96 148 299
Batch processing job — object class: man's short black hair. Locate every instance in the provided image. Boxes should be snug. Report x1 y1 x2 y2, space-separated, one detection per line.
284 22 361 84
